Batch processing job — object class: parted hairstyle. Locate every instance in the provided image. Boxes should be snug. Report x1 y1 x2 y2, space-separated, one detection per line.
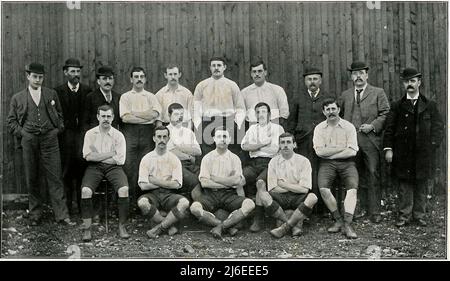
97 104 114 115
168 103 184 116
153 125 170 138
130 66 146 77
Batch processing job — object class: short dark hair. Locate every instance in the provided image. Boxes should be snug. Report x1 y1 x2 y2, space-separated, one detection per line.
165 64 180 73
322 98 340 110
254 102 271 114
249 60 267 71
97 104 114 115
153 125 170 138
209 56 226 65
279 132 295 142
168 103 184 116
130 66 146 77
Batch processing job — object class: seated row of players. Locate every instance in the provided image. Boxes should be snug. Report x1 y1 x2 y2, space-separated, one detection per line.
80 97 357 242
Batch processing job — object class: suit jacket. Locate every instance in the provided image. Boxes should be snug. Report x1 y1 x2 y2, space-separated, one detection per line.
288 89 331 141
54 82 91 131
383 94 444 180
81 88 122 134
340 84 390 150
7 87 64 140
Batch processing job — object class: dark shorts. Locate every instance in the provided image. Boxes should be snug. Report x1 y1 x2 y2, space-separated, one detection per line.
243 157 270 196
270 191 308 210
176 160 200 195
138 188 186 211
81 163 128 192
318 159 359 190
196 188 246 213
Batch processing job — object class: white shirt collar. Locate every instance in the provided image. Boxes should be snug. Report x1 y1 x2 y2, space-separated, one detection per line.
354 84 368 95
406 92 420 100
28 86 41 94
99 88 111 100
308 88 320 97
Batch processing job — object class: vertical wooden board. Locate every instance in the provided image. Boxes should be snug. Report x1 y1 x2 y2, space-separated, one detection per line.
138 2 146 71
180 3 190 90
320 2 329 95
374 4 383 88
289 2 299 97
294 2 304 97
242 3 250 86
248 2 257 64
223 3 235 83
261 2 269 66
2 3 13 193
344 2 353 91
427 4 437 101
404 3 412 67
421 4 431 98
87 2 96 86
381 2 390 97
302 2 310 66
146 3 156 89
192 3 202 88
329 2 340 96
80 2 89 83
410 3 419 69
277 4 287 91
353 2 364 61
392 3 401 99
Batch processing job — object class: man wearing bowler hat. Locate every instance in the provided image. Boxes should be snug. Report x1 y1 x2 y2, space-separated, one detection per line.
54 58 92 214
383 68 443 227
340 61 390 224
81 65 122 134
7 63 75 226
288 66 331 217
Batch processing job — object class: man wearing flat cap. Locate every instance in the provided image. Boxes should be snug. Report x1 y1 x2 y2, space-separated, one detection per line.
383 68 443 228
340 61 390 224
7 63 75 226
288 66 331 217
54 58 92 214
81 65 122 134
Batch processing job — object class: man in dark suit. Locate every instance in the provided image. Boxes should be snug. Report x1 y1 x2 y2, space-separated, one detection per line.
54 58 92 214
81 65 122 134
7 62 75 226
288 67 330 216
340 61 390 223
383 68 443 227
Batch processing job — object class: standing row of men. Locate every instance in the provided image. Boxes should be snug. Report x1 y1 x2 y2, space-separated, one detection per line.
7 57 443 240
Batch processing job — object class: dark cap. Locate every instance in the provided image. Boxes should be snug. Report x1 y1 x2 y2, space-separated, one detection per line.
26 62 45 74
303 66 323 77
347 61 369 72
400 67 422 80
63 58 83 69
96 65 115 77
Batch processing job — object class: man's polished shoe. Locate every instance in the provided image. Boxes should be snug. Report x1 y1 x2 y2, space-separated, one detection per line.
82 229 92 242
416 219 427 227
395 219 409 227
343 223 358 239
59 218 76 226
327 220 343 233
371 214 382 224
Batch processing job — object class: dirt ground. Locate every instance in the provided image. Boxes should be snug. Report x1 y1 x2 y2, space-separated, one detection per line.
1 193 447 260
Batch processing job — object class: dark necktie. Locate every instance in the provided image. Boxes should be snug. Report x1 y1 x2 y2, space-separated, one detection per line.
411 99 417 107
105 92 112 103
356 89 363 104
310 90 317 98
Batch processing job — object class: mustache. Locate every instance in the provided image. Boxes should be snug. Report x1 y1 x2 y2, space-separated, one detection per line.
104 83 112 87
137 81 143 84
407 86 414 89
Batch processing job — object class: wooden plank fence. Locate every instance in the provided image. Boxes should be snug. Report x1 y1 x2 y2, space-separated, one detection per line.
1 1 447 194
